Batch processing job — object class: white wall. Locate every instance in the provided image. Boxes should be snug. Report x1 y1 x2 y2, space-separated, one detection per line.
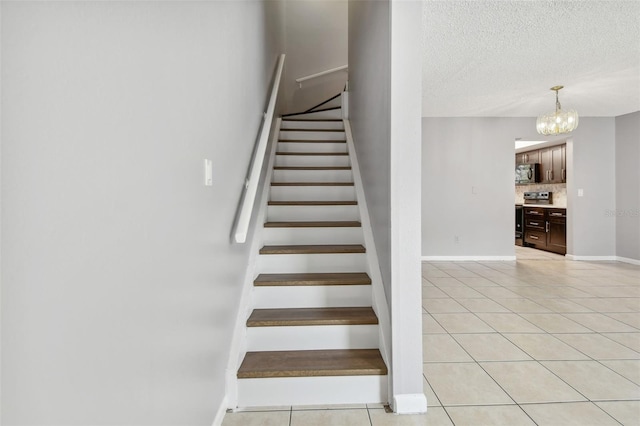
282 0 348 114
422 117 617 259
566 118 616 258
422 118 524 258
348 0 391 294
1 2 282 424
615 111 640 261
349 0 425 413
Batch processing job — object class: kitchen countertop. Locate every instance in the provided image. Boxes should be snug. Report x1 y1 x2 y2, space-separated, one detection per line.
522 204 567 209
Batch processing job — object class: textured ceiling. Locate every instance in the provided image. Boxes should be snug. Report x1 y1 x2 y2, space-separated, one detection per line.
422 1 640 117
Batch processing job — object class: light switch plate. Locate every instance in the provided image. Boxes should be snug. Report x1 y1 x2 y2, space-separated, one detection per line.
204 159 213 186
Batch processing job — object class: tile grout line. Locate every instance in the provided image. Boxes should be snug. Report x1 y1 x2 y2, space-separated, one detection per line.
365 405 373 426
422 372 444 408
439 404 457 425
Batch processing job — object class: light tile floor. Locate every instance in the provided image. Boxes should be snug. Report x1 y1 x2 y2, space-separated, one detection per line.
222 247 640 425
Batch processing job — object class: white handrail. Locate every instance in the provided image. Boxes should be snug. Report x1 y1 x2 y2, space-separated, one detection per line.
296 65 348 87
234 54 286 243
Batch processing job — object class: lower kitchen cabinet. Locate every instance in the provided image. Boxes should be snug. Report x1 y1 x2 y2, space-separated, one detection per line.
524 207 566 255
546 209 567 253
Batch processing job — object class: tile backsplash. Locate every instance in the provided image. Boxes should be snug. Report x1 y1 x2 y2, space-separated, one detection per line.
516 183 567 207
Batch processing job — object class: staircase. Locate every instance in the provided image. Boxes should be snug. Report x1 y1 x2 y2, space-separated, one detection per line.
236 105 388 407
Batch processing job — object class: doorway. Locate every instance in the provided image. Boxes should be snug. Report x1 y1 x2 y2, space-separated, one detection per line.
514 137 570 260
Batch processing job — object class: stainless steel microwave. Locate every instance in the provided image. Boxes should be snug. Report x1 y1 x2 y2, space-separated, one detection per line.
515 163 540 184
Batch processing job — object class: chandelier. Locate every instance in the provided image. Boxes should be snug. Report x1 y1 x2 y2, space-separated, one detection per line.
536 85 579 135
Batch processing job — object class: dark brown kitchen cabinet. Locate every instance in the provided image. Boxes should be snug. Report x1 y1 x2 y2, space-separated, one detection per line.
546 209 567 253
540 145 566 183
516 150 540 164
524 207 566 255
516 144 566 183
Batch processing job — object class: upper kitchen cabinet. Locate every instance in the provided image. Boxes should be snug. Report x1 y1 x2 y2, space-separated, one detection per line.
539 144 566 183
516 150 540 165
515 143 566 184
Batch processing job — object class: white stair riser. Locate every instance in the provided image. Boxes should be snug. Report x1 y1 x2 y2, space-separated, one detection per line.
262 228 364 245
237 376 388 407
281 121 344 130
270 186 355 202
279 131 346 141
252 285 372 309
246 325 378 351
267 204 359 221
272 169 353 182
287 109 342 120
275 155 351 168
277 142 347 153
258 253 367 273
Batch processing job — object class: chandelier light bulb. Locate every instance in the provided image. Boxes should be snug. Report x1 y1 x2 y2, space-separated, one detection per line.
536 85 579 135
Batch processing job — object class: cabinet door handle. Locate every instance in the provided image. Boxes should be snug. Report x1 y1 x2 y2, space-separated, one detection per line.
530 235 539 240
546 221 550 232
530 221 540 226
562 168 566 181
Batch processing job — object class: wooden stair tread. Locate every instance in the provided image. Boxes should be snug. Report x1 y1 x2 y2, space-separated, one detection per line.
260 244 366 254
282 118 343 122
276 152 349 156
247 307 378 327
273 166 352 170
254 272 371 286
280 129 345 132
268 201 357 206
238 349 387 378
278 140 346 143
271 182 354 187
264 221 361 228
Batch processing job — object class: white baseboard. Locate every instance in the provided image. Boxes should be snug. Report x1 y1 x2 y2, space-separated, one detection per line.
615 256 640 266
565 255 640 265
212 395 228 426
341 91 349 119
565 255 617 262
421 256 516 261
392 393 427 414
344 119 392 401
422 254 639 265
